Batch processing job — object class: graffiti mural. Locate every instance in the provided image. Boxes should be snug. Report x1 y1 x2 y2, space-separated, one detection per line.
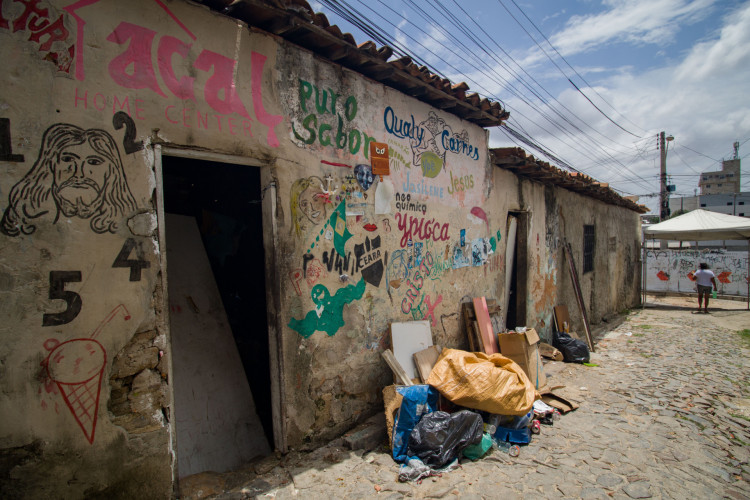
354 236 384 287
290 176 327 237
288 278 366 338
1 123 137 236
291 79 376 156
39 305 131 444
66 0 283 146
394 212 450 248
384 108 480 175
0 0 74 72
646 249 749 296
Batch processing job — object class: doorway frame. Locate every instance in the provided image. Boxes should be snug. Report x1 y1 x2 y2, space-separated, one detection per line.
507 210 530 328
152 145 287 467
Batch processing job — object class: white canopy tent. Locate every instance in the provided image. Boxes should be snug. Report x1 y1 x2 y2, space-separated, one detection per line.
642 210 750 308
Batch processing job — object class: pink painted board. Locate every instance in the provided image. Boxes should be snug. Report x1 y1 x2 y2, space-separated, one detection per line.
473 297 499 354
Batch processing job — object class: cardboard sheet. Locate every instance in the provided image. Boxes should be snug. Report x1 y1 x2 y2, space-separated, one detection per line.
498 328 546 390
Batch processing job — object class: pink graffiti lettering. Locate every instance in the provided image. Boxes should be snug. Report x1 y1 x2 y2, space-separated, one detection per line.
194 49 250 118
422 294 443 326
0 0 73 72
11 0 48 33
395 212 450 248
28 13 68 51
157 35 195 100
106 22 166 97
400 253 433 314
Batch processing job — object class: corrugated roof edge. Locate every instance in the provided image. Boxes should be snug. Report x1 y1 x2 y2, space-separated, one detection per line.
491 147 649 214
196 0 509 127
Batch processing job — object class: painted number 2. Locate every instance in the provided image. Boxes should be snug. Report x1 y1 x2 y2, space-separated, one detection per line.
42 271 82 326
112 111 143 154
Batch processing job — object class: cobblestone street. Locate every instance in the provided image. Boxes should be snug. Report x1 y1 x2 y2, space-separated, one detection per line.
182 295 750 499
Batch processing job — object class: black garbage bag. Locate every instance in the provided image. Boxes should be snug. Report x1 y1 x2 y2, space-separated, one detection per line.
406 410 483 468
553 330 590 363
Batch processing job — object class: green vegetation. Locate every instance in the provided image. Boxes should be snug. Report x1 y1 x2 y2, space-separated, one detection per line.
637 325 653 330
730 412 750 422
676 414 706 431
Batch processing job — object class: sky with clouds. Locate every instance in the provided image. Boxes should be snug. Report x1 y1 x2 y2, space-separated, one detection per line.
312 0 750 214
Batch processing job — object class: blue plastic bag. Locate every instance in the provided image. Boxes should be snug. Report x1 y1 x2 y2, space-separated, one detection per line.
392 385 439 463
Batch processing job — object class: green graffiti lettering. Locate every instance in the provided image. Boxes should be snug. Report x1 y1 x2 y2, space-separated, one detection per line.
319 122 333 146
315 86 328 114
348 129 361 155
344 95 357 121
335 114 347 149
329 89 340 114
292 113 317 144
299 79 313 113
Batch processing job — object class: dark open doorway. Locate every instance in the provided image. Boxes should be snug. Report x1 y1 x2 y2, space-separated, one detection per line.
505 211 529 329
162 155 273 475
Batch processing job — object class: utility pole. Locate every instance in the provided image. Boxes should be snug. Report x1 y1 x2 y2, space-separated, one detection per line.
659 131 674 221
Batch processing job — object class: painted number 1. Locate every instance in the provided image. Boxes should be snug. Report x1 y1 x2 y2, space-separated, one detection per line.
42 271 82 326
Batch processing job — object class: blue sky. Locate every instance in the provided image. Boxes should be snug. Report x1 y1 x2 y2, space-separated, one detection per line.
311 0 750 213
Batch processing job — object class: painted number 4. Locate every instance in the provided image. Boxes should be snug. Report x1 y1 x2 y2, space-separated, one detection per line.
43 239 150 326
112 238 150 281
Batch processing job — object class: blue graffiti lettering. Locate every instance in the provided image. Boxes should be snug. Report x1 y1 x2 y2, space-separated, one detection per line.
384 106 425 147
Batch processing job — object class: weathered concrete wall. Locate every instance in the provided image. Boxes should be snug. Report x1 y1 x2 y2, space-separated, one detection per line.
646 249 749 296
274 41 503 447
0 0 643 495
0 0 283 496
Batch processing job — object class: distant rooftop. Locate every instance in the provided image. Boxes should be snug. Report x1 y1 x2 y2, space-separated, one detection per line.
492 147 648 213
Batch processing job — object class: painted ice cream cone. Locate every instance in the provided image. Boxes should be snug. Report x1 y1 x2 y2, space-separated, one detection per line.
46 339 106 444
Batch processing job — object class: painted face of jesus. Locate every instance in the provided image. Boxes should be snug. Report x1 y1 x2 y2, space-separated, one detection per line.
52 142 109 218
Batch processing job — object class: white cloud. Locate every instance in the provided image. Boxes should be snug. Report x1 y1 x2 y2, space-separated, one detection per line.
491 2 750 211
550 0 716 56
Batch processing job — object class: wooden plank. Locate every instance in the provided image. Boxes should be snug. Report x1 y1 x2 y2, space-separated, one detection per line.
413 346 440 383
381 349 413 386
553 305 571 333
473 297 499 354
461 302 477 351
563 242 595 352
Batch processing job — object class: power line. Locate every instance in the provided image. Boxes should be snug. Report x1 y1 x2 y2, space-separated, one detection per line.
317 1 658 192
498 0 643 138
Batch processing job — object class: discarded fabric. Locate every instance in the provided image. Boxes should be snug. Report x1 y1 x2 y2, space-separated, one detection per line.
398 458 459 483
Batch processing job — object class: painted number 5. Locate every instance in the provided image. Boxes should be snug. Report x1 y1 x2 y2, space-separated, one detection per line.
42 271 82 326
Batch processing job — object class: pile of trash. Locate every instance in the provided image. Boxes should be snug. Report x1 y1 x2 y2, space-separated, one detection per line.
381 298 590 482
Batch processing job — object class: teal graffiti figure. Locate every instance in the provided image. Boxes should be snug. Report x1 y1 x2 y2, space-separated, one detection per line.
288 278 366 338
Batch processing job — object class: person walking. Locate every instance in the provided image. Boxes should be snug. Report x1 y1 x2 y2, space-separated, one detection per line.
693 262 717 313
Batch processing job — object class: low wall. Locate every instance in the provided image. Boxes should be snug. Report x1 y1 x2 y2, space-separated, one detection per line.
645 249 749 296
